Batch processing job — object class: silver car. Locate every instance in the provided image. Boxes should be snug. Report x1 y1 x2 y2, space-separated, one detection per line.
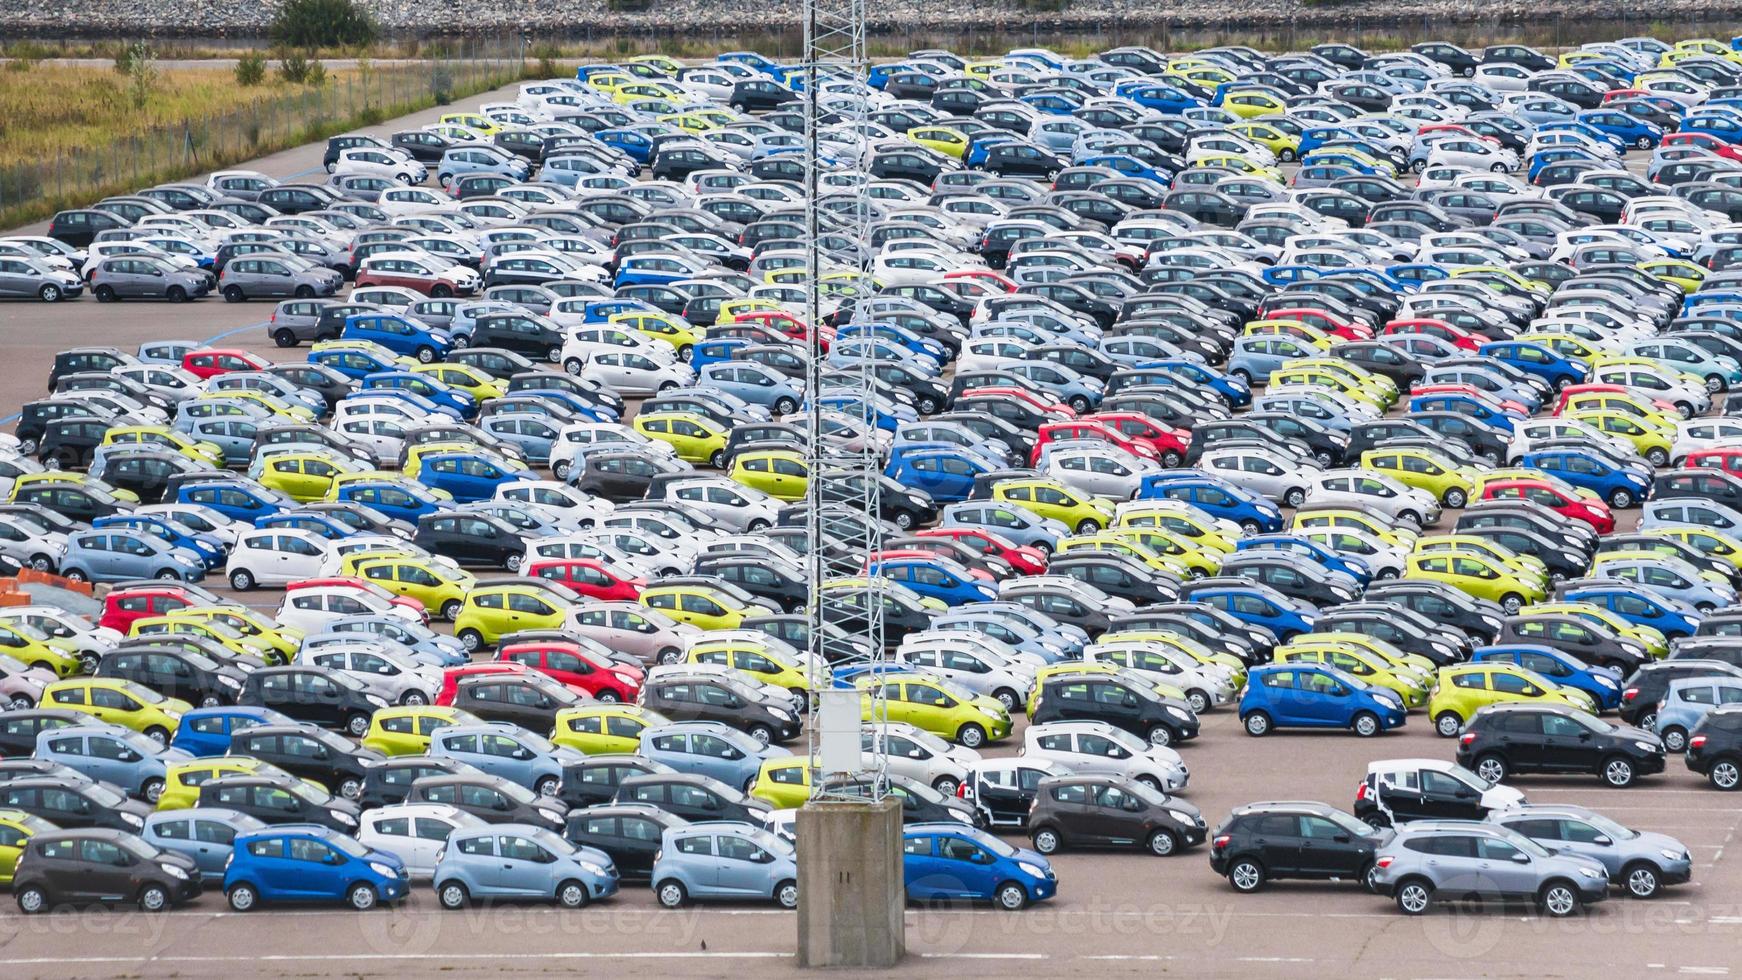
219 254 341 302
1371 819 1610 917
0 254 83 302
1653 676 1742 752
1200 447 1323 507
1302 469 1442 526
1488 803 1692 899
89 256 210 302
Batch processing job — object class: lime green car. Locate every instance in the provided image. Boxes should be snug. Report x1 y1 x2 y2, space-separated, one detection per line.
857 672 1010 748
1404 550 1546 614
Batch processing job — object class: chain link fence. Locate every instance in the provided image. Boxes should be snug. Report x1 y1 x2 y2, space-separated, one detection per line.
0 35 528 229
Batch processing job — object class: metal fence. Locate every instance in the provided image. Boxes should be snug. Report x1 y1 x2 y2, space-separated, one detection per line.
0 37 527 228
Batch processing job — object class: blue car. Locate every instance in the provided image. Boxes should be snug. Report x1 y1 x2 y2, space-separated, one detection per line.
507 387 617 423
1137 473 1284 533
695 361 804 414
177 478 292 523
93 515 227 569
360 371 477 420
1478 340 1588 390
834 322 948 365
34 723 190 802
412 450 533 504
144 808 268 877
309 344 403 381
1239 663 1407 736
594 128 655 165
1561 581 1701 640
330 477 452 524
1386 263 1452 287
1577 108 1665 149
1183 578 1316 640
476 414 560 466
1229 335 1324 384
170 706 296 756
436 144 532 188
885 445 992 503
1520 449 1651 508
1407 393 1517 433
342 314 454 364
1129 359 1251 408
902 823 1056 909
224 825 410 911
430 724 583 794
638 721 788 789
871 556 998 607
434 823 618 909
254 512 361 541
652 821 797 908
1467 644 1625 711
1081 152 1170 186
1236 534 1373 586
1117 81 1202 114
689 337 749 371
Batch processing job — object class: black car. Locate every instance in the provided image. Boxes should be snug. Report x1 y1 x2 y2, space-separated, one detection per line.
414 511 527 570
1026 774 1204 857
1031 674 1197 746
1208 801 1385 892
0 776 153 831
1311 604 1469 666
358 755 477 809
88 450 203 506
48 209 131 248
1619 660 1742 727
95 646 249 708
639 672 800 744
1497 613 1649 674
12 828 200 914
0 710 84 756
611 772 771 824
1685 703 1742 790
1457 703 1666 787
449 673 585 731
564 803 688 880
556 755 675 810
824 773 980 826
199 773 361 831
34 416 108 470
407 773 566 830
1364 579 1506 643
236 666 386 738
728 78 798 112
1047 554 1179 608
229 723 384 800
691 555 806 613
391 129 453 163
470 312 564 362
571 449 669 501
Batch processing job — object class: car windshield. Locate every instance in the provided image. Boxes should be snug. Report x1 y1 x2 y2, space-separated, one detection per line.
1448 765 1492 792
127 684 165 704
84 783 126 807
1102 727 1148 753
1569 709 1612 734
120 835 161 859
290 781 333 804
499 780 537 805
328 833 369 858
1125 779 1170 806
518 731 557 754
1501 828 1553 859
1579 811 1637 841
975 831 1017 858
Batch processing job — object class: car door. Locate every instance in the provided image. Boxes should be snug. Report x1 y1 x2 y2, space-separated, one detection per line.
1297 812 1364 877
1536 711 1597 772
715 833 775 896
1419 768 1482 819
673 832 723 896
497 832 554 897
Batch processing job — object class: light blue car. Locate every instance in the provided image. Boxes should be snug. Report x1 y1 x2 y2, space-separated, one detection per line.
322 614 470 666
1596 556 1739 613
182 416 262 465
1642 497 1742 535
1006 361 1103 413
61 528 207 584
207 373 326 417
436 145 533 188
940 500 1070 553
1655 676 1742 751
434 823 619 908
478 414 561 466
429 724 583 797
1228 336 1326 385
142 807 268 876
652 821 798 908
34 723 191 803
638 722 790 791
695 362 804 415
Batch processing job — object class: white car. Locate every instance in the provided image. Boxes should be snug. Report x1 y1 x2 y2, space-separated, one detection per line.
1472 62 1533 92
333 148 427 185
581 349 695 396
496 480 613 529
225 528 331 591
358 804 488 878
1425 137 1517 173
1200 447 1323 507
547 422 678 483
299 642 441 706
522 534 661 578
1303 469 1441 526
660 476 780 534
1083 642 1234 714
275 585 421 633
334 416 411 461
1021 721 1188 793
378 186 456 217
0 513 67 572
895 635 1035 712
1674 417 1742 463
862 722 981 796
1040 443 1159 501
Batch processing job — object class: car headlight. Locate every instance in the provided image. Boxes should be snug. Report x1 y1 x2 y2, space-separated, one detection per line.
1166 706 1190 720
366 694 388 707
1595 676 1617 688
1017 862 1046 880
1635 740 1659 752
579 861 607 877
979 707 1002 720
768 707 792 721
1660 848 1683 861
335 811 357 825
161 863 188 879
538 807 564 822
122 812 143 827
219 675 242 689
1579 867 1605 880
1166 809 1194 826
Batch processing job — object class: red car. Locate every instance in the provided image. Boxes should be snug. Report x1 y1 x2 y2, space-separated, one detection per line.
181 348 268 380
1084 412 1192 467
1408 382 1530 417
1662 131 1742 163
496 641 643 702
969 386 1077 419
353 252 476 297
914 527 1048 575
526 558 644 602
1479 477 1615 534
99 584 206 633
942 269 1018 294
1030 419 1160 466
730 310 834 351
434 661 532 706
1380 318 1481 352
285 576 428 623
1684 448 1742 478
1261 307 1373 341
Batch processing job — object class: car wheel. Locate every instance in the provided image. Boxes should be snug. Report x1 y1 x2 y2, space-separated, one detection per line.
552 460 572 481
346 713 370 737
431 284 453 299
932 775 959 796
1442 488 1467 508
1637 710 1658 731
222 284 244 303
1240 520 1261 534
200 694 221 708
1032 827 1061 854
530 775 560 799
28 553 53 572
709 450 726 469
1228 858 1265 893
144 726 169 745
956 723 987 748
1708 374 1726 393
987 688 1018 713
747 724 773 745
563 357 584 376
293 284 315 299
1602 756 1636 788
1500 593 1524 615
657 647 682 665
775 879 799 910
656 879 687 908
9 694 33 710
1280 487 1304 508
1435 712 1463 737
440 600 463 622
1148 829 1178 857
1474 753 1508 784
678 345 694 363
995 881 1028 911
16 884 48 914
1539 880 1580 917
502 553 522 572
154 568 181 581
1186 690 1210 714
273 328 298 349
1624 861 1661 899
1411 158 1427 173
1662 726 1688 753
917 397 939 414
1647 448 1670 467
557 879 589 909
229 569 255 591
1489 162 1508 173
416 346 436 364
596 689 620 704
227 883 258 912
1351 711 1381 737
347 882 378 911
1075 518 1101 534
774 397 797 415
1313 450 1333 468
142 777 165 804
1161 449 1182 467
1395 878 1433 915
437 881 469 910
1712 760 1741 790
400 690 428 706
166 286 188 303
1243 712 1271 736
1145 724 1173 747
1636 136 1653 150
458 629 484 652
1609 489 1634 508
37 283 61 302
894 511 915 530
94 284 117 302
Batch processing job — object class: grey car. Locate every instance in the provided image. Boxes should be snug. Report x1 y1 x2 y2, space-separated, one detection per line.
268 299 343 348
0 255 84 302
1371 819 1610 917
1653 676 1742 752
219 255 341 302
142 807 268 876
433 822 619 909
89 256 210 302
1489 804 1692 899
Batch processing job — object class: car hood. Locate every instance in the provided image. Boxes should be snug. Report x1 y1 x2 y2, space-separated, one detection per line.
1479 783 1527 811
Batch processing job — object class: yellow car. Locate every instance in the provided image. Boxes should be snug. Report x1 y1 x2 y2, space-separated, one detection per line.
657 112 718 133
551 704 670 755
1228 121 1299 159
1428 663 1596 736
990 477 1115 534
858 672 1011 747
1102 525 1223 577
1563 409 1674 465
1222 89 1289 117
1267 367 1388 408
362 705 484 756
1290 508 1417 549
348 555 476 622
1404 550 1546 614
907 125 970 159
1413 533 1548 586
0 809 52 885
9 471 139 506
640 582 763 631
1170 65 1236 89
157 757 312 810
1275 646 1429 708
1639 258 1704 293
1360 447 1475 508
627 53 683 74
453 582 572 651
1528 601 1669 659
1193 153 1282 183
1284 358 1397 401
1056 534 1187 577
0 621 83 677
1096 630 1246 681
634 411 729 466
99 425 225 469
611 81 684 106
160 606 299 665
129 615 275 664
714 297 784 326
41 677 190 742
1561 391 1677 430
749 755 815 808
730 448 809 501
581 71 633 95
438 112 500 135
1242 319 1333 349
1281 632 1435 679
412 363 505 402
1646 525 1742 574
610 310 701 360
1114 502 1239 553
196 389 314 422
257 451 366 502
688 639 810 694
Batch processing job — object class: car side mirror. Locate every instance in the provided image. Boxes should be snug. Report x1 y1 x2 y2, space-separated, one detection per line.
1123 799 1143 812
1511 851 1530 864
1122 695 1138 707
701 798 720 811
1455 787 1476 800
1593 835 1612 846
324 851 345 865
512 749 533 761
493 799 511 811
118 751 139 763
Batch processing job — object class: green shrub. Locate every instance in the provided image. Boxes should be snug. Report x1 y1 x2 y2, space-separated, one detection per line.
234 50 267 86
430 65 454 105
270 0 378 49
306 60 327 86
125 41 157 109
277 51 312 84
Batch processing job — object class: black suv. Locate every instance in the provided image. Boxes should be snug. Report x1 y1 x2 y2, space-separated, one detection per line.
12 828 200 914
1208 801 1386 892
200 773 360 831
611 772 771 824
1457 703 1665 788
236 666 386 737
1028 774 1205 857
229 723 385 800
1686 704 1742 790
1030 674 1199 746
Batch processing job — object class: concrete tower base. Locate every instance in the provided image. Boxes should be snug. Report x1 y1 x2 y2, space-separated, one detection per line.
796 797 905 969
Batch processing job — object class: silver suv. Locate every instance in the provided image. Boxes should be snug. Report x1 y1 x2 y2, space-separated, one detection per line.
1371 819 1609 917
1489 804 1693 899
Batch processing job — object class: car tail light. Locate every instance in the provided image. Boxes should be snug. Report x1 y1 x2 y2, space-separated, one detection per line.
955 782 968 798
1622 687 1638 702
1460 732 1476 746
1691 735 1707 750
1212 834 1230 850
1355 781 1368 802
1375 856 1393 869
